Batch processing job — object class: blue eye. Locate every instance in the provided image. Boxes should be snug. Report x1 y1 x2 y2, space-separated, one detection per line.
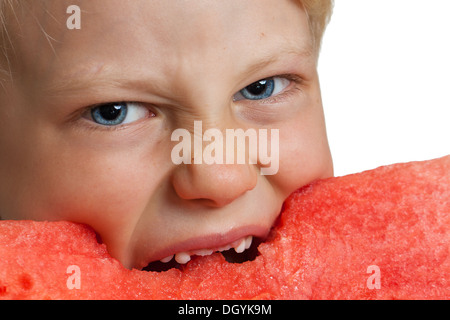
234 77 290 101
91 102 128 126
240 79 275 100
88 102 150 126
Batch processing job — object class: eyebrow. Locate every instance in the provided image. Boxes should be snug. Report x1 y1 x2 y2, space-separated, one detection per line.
43 68 167 99
44 44 314 98
242 45 314 77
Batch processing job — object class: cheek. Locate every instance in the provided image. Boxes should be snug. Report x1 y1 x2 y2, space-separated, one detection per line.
14 134 168 242
271 106 333 198
40 146 168 262
50 150 159 226
59 160 145 216
0 115 173 261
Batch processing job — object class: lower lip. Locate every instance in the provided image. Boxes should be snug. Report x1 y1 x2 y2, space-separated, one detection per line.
138 225 271 269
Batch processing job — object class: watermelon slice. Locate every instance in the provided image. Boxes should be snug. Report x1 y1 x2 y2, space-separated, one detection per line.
0 156 449 300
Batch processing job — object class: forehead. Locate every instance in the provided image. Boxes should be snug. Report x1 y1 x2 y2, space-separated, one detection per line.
8 0 313 88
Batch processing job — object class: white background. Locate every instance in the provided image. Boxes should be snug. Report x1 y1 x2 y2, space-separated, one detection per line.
319 0 450 176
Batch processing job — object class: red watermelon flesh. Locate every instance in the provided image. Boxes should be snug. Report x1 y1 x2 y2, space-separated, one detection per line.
0 156 449 300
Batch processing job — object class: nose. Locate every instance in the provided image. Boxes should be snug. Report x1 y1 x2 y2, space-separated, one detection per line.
171 161 258 208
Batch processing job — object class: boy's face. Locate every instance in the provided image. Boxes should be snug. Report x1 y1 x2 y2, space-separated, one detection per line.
0 0 332 269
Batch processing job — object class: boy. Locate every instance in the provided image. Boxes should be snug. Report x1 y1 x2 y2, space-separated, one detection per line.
0 0 333 270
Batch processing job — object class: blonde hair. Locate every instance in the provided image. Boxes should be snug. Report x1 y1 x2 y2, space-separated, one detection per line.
301 0 334 52
0 0 333 80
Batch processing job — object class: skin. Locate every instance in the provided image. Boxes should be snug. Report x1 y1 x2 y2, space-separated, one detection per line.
0 0 333 269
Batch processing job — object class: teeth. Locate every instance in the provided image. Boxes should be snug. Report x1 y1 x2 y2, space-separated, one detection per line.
163 236 255 265
160 255 173 263
175 252 191 264
192 248 214 256
245 236 253 249
234 238 247 253
218 244 232 252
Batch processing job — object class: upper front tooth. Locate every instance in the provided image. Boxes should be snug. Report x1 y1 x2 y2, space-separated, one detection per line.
234 238 247 253
218 244 232 252
245 236 253 249
175 252 191 264
160 255 173 263
192 248 214 256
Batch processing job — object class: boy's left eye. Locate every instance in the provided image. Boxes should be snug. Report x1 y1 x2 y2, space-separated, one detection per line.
85 102 150 126
233 77 290 101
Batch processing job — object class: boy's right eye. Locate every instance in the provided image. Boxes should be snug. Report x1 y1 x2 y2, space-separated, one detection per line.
83 102 152 126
